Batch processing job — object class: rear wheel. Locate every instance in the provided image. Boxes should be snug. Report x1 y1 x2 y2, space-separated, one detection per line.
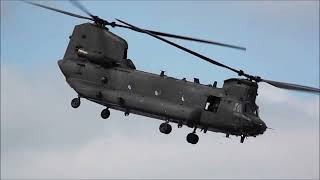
101 108 110 119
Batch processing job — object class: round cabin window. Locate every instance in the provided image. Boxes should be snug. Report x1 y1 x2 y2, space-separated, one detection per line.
155 90 162 96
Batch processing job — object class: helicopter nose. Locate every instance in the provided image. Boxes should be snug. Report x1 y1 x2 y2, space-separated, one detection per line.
258 121 267 134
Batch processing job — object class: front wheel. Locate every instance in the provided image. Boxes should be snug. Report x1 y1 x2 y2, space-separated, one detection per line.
71 98 80 108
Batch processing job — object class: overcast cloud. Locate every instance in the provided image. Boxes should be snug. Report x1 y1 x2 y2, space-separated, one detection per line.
1 63 319 179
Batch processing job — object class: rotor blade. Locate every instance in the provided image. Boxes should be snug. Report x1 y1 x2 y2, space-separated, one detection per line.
262 79 320 94
112 23 246 50
142 30 246 51
69 0 94 18
25 1 245 50
116 19 249 77
115 19 319 95
23 1 93 21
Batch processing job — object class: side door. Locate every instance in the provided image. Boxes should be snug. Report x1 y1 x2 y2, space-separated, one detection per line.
199 95 221 126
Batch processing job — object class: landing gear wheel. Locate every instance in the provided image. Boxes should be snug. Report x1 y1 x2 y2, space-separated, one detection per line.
71 98 80 108
240 135 245 143
186 133 199 144
159 123 172 134
101 108 110 119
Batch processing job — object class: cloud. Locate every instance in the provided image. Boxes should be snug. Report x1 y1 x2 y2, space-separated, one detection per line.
1 64 319 179
257 83 319 132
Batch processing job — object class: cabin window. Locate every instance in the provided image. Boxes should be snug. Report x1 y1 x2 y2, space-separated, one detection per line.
155 90 161 96
204 96 221 112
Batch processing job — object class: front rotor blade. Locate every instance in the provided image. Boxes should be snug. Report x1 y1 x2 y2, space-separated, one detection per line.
113 23 245 50
262 79 320 94
116 19 249 77
24 1 93 21
143 30 246 51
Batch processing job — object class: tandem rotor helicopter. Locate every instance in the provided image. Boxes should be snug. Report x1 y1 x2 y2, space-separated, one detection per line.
25 1 319 144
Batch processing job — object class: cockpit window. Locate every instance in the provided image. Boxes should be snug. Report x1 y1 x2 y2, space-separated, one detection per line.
123 48 128 59
233 102 242 113
256 106 259 116
244 103 259 116
244 104 254 114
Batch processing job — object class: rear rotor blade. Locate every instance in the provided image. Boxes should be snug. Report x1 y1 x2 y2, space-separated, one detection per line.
25 1 246 50
68 0 109 25
69 0 94 18
23 1 93 21
262 79 320 94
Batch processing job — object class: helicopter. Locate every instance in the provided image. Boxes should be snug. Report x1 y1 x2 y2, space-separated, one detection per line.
25 1 320 144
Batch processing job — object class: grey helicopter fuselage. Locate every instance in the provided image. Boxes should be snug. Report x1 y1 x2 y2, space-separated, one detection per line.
58 23 267 138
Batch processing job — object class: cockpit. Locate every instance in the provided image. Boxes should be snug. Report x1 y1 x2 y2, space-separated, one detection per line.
233 102 259 117
232 101 265 136
244 103 259 116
